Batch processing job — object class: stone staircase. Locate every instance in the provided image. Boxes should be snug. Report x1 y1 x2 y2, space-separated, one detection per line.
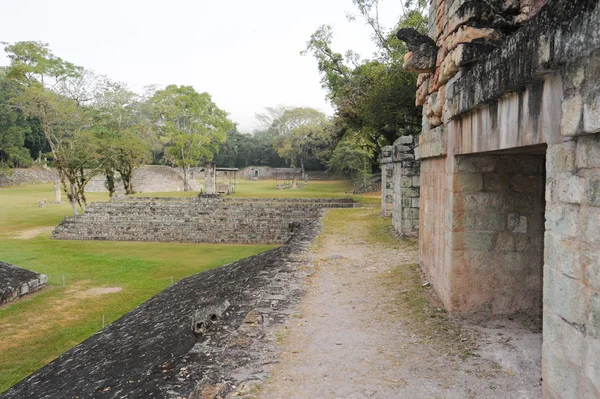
52 196 358 244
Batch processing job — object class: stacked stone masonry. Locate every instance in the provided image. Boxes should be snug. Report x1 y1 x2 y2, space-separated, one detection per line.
52 196 357 245
380 136 420 237
394 0 600 397
3 220 322 398
0 261 48 305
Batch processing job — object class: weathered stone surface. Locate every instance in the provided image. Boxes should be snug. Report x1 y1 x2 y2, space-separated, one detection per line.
52 196 357 245
2 219 321 399
0 261 47 305
0 167 57 187
381 136 420 237
396 28 438 73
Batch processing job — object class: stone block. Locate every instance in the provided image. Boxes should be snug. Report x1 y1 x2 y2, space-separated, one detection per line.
561 94 584 136
484 174 509 192
584 244 600 291
412 176 420 187
402 188 419 198
401 176 413 188
403 208 419 220
588 293 600 339
455 156 496 173
511 175 540 193
544 232 582 280
586 175 600 207
547 142 576 173
401 198 412 208
544 265 587 326
576 135 600 169
515 233 532 251
557 174 585 204
583 207 600 244
508 213 528 233
412 198 420 208
475 212 506 231
584 91 600 134
545 205 580 238
444 26 501 52
494 231 515 251
584 336 600 392
453 173 483 192
456 232 494 251
543 306 586 368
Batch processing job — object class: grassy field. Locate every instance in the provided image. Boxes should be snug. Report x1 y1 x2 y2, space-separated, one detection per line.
0 179 377 392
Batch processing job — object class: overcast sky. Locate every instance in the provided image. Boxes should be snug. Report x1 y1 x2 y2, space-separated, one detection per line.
1 0 404 133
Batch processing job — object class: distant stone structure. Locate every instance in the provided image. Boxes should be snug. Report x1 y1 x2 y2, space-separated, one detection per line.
0 168 57 187
393 0 600 397
3 221 321 398
0 261 48 305
240 166 339 181
86 165 207 193
52 195 358 244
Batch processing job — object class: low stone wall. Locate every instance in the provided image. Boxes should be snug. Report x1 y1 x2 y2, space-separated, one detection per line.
52 196 358 244
3 220 321 398
0 261 48 305
0 168 57 187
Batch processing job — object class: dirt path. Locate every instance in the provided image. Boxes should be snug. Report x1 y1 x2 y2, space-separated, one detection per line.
11 226 54 239
259 208 541 399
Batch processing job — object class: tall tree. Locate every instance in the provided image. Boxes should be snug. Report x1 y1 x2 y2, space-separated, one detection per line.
3 41 106 214
270 107 336 173
148 85 233 191
302 2 427 176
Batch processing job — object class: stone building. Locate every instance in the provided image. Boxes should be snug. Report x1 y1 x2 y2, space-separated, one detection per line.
392 0 600 397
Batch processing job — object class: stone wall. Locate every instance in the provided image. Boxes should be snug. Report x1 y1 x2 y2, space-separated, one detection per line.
52 196 358 245
3 220 321 398
0 261 48 305
86 165 206 193
380 136 420 237
0 168 57 187
543 134 600 398
448 154 545 314
240 166 339 181
395 0 600 397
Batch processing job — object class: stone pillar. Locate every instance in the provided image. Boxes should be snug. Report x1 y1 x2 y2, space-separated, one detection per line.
291 175 297 189
53 179 61 203
380 136 420 237
542 136 600 399
205 162 216 194
380 146 394 217
392 136 420 237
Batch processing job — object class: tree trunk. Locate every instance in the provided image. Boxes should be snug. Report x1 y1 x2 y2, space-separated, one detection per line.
183 166 191 191
69 183 79 216
105 169 115 198
127 165 135 194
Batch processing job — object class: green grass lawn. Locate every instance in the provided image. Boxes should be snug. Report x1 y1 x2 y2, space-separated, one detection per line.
0 179 379 392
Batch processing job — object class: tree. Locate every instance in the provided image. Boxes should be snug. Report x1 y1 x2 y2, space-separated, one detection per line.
0 70 38 167
3 41 106 214
301 2 427 176
148 85 233 191
270 107 336 173
92 84 152 196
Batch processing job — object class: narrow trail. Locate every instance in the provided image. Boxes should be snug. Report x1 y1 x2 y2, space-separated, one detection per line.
259 208 541 399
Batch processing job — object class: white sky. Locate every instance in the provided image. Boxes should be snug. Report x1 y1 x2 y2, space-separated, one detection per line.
0 0 404 133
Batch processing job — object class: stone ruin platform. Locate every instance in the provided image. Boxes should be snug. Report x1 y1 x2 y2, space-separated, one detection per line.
2 219 320 398
52 195 358 244
0 261 48 305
